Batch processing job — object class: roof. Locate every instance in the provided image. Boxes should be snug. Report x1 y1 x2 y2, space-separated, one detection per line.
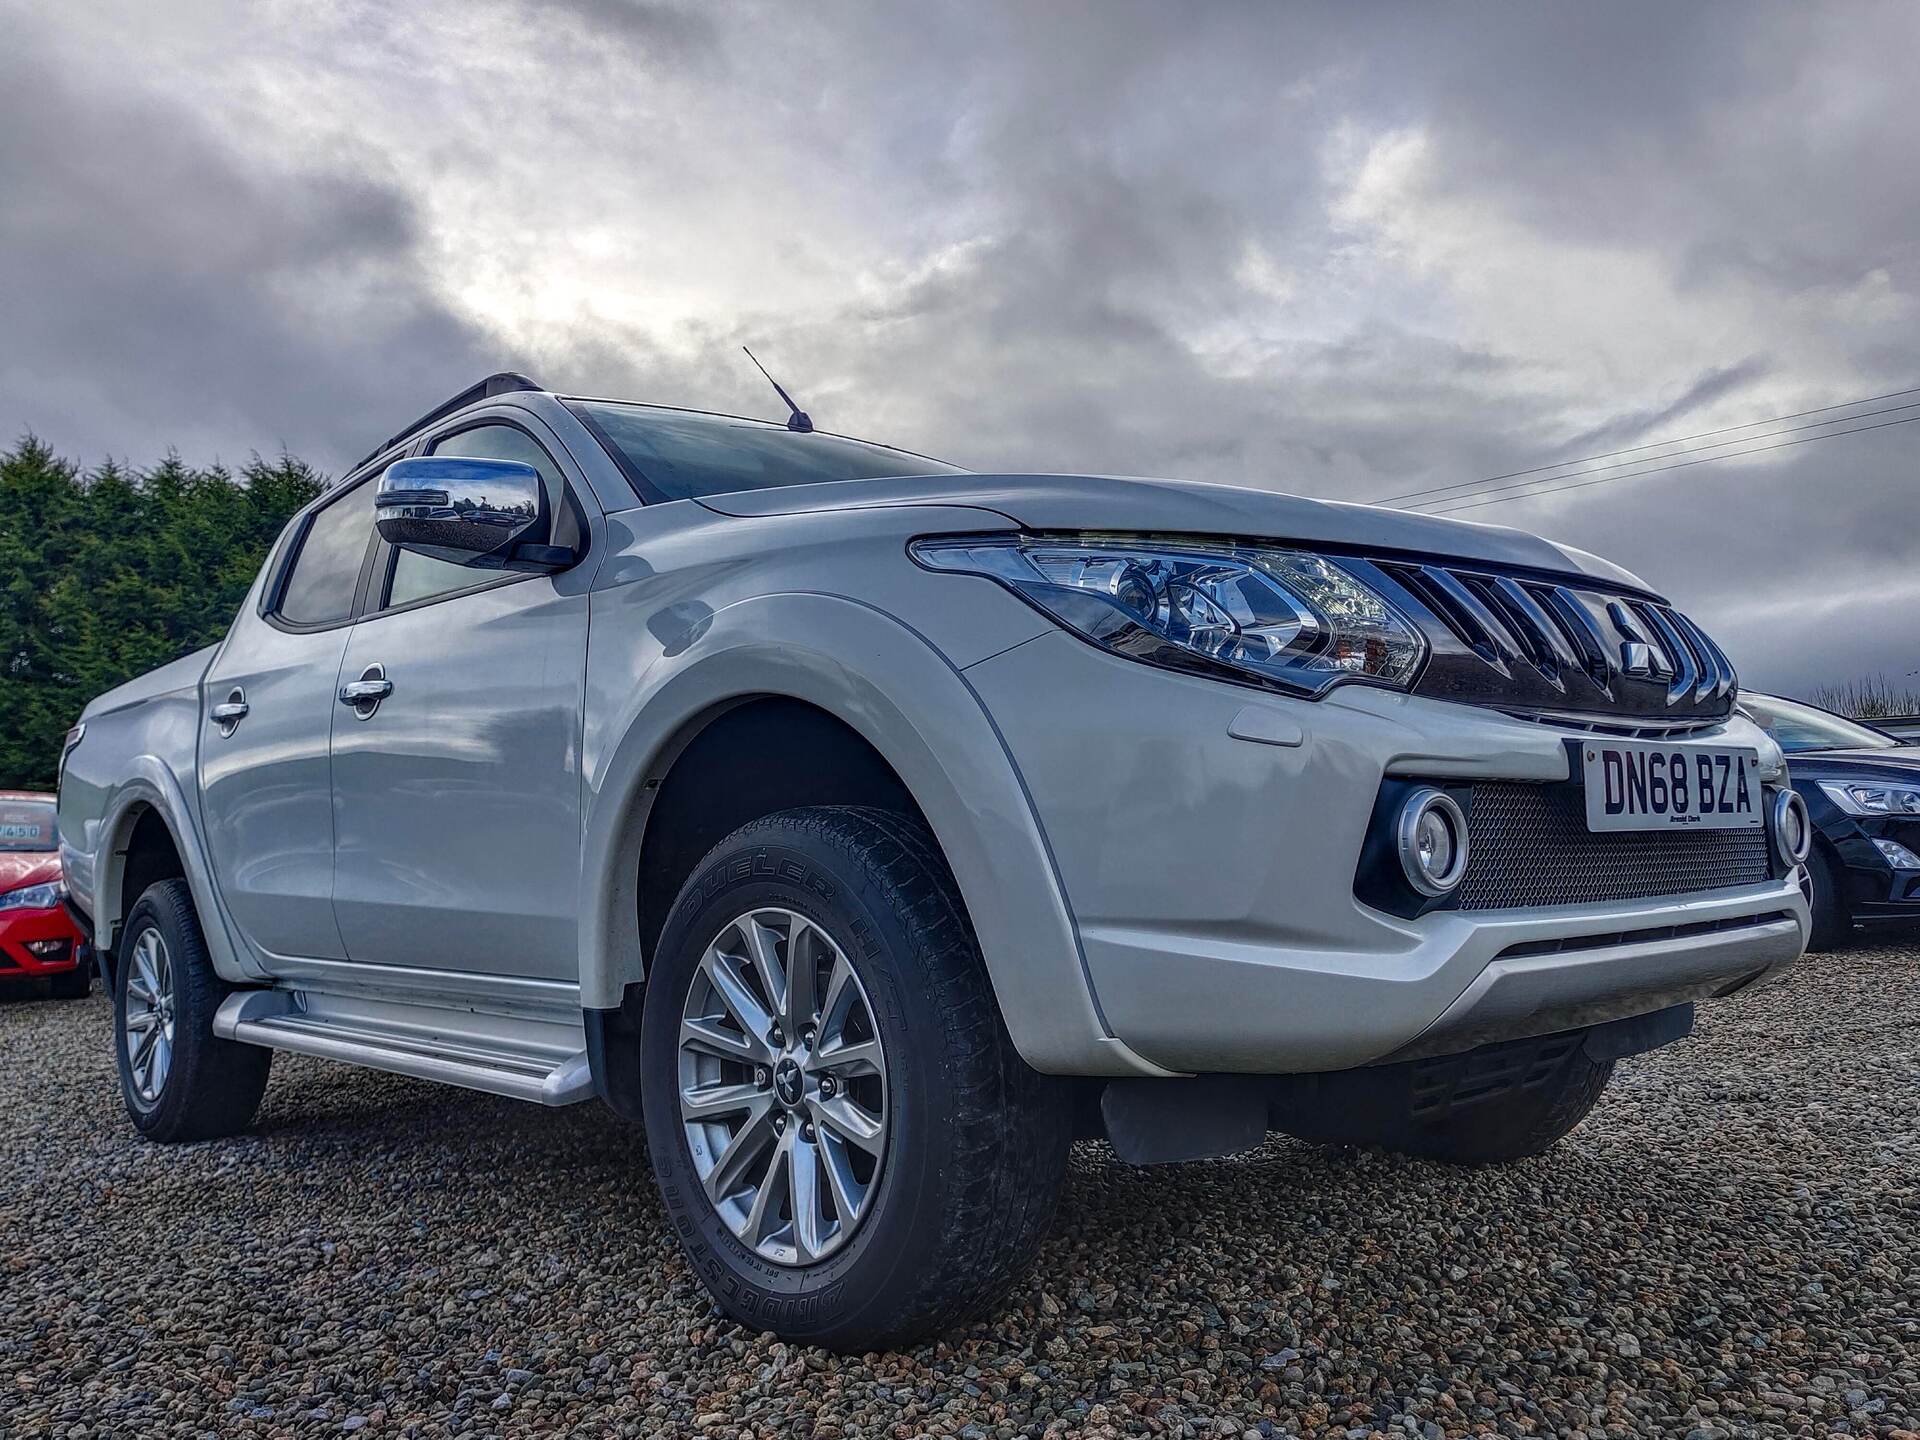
350 371 952 486
353 372 542 470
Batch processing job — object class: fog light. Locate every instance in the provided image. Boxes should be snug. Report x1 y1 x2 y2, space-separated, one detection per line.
23 937 71 961
1873 838 1920 870
1397 788 1470 897
1770 789 1811 868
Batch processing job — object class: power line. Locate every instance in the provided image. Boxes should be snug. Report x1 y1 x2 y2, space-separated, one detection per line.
1423 411 1920 517
1402 398 1920 510
1397 396 1920 510
1413 399 1920 512
1371 381 1920 507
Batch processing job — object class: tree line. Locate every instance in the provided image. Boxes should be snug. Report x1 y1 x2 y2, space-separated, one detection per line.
1808 674 1920 722
3 432 1912 794
0 437 324 790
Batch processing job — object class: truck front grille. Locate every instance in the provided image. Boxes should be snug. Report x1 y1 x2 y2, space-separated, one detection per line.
1360 558 1739 725
1456 781 1771 911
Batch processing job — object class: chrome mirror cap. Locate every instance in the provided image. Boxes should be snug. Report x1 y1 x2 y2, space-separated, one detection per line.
375 455 547 570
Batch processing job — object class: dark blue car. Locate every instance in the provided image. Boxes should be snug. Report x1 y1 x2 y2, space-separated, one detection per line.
1743 693 1920 949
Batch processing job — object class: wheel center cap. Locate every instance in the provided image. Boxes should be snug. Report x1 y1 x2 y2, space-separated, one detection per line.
774 1058 804 1108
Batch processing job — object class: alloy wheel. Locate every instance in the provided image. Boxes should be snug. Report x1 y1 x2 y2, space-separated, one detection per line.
123 926 176 1106
677 908 890 1266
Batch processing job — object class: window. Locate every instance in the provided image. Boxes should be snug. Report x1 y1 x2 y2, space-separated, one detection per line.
1741 694 1899 754
385 423 575 609
278 483 374 625
0 798 57 852
568 400 962 503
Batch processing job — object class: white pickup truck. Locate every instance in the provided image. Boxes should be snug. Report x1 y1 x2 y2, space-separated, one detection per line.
59 373 1810 1348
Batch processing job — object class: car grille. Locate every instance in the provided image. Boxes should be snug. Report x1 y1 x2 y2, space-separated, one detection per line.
1456 781 1771 911
1364 559 1739 725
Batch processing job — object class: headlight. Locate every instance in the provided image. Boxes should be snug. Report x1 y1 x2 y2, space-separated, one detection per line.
1818 780 1920 816
911 534 1426 695
0 881 63 912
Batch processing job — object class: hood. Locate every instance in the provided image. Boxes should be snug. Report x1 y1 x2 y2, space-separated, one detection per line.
1784 747 1920 783
696 472 1652 593
0 851 60 896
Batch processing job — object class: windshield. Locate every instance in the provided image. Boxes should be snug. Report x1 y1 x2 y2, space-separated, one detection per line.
1741 694 1900 754
0 798 58 852
569 400 963 503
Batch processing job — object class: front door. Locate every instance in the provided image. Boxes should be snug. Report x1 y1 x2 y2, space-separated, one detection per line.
200 478 377 961
327 418 594 981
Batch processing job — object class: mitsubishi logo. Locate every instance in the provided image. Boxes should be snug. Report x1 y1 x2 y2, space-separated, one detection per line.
774 1058 804 1108
1608 602 1670 680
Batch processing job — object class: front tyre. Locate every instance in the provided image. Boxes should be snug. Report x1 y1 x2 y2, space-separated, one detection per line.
1801 843 1852 952
640 807 1071 1351
49 964 91 1000
114 879 271 1142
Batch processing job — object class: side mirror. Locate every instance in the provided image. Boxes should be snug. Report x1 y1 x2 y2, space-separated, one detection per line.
375 456 569 571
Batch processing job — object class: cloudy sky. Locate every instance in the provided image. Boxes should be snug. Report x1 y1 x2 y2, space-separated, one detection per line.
4 1 1917 694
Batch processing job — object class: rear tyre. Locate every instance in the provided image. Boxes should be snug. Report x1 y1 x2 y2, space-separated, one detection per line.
49 965 91 1000
640 806 1072 1351
1801 844 1851 952
114 879 271 1142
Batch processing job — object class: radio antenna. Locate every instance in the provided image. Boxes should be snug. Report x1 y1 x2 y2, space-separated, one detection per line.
741 346 814 433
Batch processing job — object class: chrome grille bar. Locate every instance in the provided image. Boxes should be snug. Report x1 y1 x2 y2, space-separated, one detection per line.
1412 566 1522 676
1491 577 1581 683
1641 605 1699 708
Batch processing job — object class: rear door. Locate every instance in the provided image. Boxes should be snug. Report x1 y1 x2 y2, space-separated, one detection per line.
199 476 380 961
327 413 597 981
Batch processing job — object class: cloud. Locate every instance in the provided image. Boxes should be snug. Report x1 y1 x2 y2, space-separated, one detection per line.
544 0 720 64
1555 359 1773 457
0 21 509 468
2 0 1917 692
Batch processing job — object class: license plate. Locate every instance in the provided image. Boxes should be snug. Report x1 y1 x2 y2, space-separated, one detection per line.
1581 740 1763 832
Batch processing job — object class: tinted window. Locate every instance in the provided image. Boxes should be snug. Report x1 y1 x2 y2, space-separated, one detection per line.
0 798 57 852
278 483 373 625
1743 694 1900 754
387 424 572 608
571 400 961 502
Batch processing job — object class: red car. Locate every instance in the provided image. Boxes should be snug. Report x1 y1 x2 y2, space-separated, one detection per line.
0 792 90 999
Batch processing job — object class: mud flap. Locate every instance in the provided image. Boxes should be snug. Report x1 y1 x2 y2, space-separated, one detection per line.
1100 1075 1269 1165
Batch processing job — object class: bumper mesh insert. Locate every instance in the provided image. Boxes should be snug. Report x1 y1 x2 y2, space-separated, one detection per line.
1456 781 1771 911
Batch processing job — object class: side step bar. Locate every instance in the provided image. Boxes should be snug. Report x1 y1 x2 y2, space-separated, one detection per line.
213 989 594 1106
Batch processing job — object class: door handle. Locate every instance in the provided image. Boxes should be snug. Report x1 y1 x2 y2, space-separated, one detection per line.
210 690 248 736
338 678 394 704
339 663 392 718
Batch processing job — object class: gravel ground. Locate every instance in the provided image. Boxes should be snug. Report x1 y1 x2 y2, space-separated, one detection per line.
3 943 1918 1440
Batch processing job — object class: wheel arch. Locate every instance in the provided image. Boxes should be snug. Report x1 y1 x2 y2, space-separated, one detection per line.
631 696 929 967
94 767 256 983
578 591 1166 1078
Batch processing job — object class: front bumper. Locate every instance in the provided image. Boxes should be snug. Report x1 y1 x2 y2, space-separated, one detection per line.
1807 806 1920 924
0 904 87 978
966 632 1808 1075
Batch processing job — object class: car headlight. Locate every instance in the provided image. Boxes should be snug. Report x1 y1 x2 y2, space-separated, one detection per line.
1818 780 1920 816
911 534 1426 695
0 881 63 912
